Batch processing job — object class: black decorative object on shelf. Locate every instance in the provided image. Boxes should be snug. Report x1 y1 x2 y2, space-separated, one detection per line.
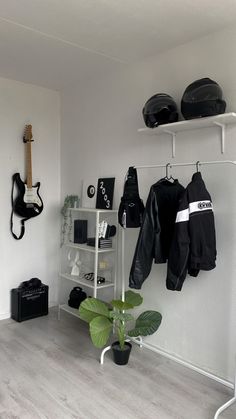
68 287 87 309
87 237 112 248
74 220 87 244
96 178 115 210
83 273 105 284
82 178 97 208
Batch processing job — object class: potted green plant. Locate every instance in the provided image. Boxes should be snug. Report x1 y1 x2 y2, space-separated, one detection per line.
79 290 162 365
61 195 79 246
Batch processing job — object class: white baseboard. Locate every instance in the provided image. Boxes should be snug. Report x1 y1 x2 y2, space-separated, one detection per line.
0 312 10 320
49 301 57 308
139 341 234 390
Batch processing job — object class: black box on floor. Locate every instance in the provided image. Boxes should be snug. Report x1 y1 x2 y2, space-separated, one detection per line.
11 284 49 322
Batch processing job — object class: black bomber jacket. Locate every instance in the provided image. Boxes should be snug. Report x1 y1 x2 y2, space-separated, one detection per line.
166 171 216 291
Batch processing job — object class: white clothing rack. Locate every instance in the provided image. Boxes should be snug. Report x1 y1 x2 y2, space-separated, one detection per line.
119 159 236 419
134 159 236 170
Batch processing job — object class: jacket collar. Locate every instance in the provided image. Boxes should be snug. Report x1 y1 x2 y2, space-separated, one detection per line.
192 172 202 182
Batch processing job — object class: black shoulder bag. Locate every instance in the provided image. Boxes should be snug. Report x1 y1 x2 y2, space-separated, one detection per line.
118 167 144 228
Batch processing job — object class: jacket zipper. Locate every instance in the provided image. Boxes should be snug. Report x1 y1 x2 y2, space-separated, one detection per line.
122 210 126 228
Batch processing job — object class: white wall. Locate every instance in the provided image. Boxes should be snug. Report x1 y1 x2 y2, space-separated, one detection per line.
0 77 60 319
61 26 236 382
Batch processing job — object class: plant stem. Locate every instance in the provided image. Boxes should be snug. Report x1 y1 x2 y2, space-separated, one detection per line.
118 320 125 350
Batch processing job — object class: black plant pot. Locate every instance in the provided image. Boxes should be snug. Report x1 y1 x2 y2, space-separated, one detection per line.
111 341 132 365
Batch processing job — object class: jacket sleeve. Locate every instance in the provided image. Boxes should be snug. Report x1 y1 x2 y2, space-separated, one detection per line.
166 190 190 291
129 188 160 289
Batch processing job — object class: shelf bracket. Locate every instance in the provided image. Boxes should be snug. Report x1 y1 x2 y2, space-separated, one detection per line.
163 130 176 158
214 122 225 153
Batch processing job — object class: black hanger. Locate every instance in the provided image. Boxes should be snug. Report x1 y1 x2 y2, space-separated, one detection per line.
196 161 200 172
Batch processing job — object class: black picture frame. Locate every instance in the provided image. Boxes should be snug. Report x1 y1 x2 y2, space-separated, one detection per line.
96 178 115 210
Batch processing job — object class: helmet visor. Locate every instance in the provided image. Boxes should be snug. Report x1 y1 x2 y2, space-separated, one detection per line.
144 95 176 114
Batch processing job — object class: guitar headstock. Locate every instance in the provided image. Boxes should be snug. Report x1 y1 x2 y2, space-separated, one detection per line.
23 124 33 143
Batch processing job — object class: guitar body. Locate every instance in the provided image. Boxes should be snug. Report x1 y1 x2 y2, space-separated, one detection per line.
13 173 43 218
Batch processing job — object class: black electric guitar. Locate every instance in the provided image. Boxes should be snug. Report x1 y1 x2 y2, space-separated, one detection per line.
13 125 43 219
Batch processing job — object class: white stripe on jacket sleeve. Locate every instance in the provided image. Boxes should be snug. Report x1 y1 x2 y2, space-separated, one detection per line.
176 200 213 223
176 208 189 223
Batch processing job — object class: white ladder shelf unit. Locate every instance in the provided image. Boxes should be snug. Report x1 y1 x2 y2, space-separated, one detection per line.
58 207 118 319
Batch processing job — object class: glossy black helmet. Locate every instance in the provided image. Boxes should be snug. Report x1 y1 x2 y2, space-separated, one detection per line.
142 93 178 128
181 77 226 120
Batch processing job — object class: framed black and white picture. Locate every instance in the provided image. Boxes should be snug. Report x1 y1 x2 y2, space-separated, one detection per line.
82 178 97 208
96 178 115 210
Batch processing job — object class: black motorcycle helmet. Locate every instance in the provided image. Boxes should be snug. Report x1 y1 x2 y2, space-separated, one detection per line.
181 77 226 120
142 93 178 128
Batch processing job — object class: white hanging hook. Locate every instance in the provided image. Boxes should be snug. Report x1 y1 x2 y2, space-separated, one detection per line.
166 163 171 179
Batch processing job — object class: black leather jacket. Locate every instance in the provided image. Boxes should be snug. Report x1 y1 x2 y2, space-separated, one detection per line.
129 179 185 289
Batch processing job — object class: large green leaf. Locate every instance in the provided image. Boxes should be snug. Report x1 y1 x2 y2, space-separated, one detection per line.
109 312 134 322
79 305 97 323
128 311 162 337
89 316 113 348
125 290 143 307
79 298 110 323
111 300 133 310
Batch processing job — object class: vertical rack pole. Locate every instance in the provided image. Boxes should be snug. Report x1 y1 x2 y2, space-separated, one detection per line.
100 217 121 365
94 210 99 298
113 217 118 300
121 227 125 303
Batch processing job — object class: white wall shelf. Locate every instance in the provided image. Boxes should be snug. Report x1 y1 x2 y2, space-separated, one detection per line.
138 112 236 158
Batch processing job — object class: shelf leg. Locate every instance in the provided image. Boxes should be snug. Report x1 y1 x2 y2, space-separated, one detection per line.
163 130 176 158
100 345 111 365
214 122 225 154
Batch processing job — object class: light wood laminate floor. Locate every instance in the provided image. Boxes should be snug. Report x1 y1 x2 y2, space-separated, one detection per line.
0 309 235 419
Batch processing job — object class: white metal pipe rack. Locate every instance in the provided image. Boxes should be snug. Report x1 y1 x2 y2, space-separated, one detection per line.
129 159 236 418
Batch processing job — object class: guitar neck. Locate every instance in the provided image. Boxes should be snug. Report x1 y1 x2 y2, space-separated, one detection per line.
26 141 33 188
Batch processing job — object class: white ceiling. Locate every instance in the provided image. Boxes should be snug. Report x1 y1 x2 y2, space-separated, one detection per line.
0 0 236 90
